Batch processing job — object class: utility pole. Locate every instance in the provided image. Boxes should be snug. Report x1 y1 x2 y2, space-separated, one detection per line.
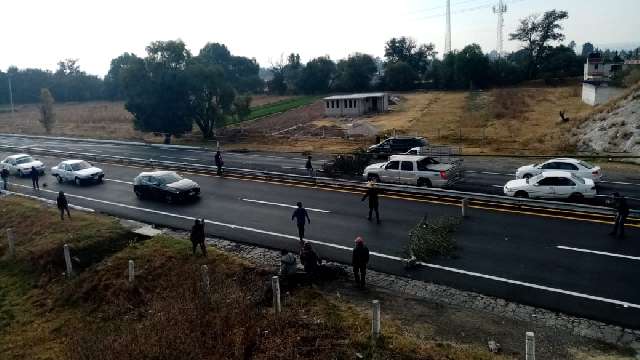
445 0 452 54
8 75 15 114
493 0 507 56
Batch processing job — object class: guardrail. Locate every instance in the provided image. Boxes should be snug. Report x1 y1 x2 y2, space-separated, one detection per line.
1 144 638 219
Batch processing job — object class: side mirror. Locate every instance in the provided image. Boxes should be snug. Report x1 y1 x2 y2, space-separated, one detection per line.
533 183 539 187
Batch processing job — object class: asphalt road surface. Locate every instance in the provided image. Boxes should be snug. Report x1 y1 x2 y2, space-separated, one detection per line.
2 134 639 209
1 148 639 329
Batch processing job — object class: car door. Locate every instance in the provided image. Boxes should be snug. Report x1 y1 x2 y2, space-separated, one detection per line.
540 162 561 173
380 161 400 183
6 158 16 173
58 163 69 181
532 177 557 198
398 161 417 184
553 177 577 198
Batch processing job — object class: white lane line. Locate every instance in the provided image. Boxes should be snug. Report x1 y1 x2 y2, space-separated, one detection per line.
557 245 640 261
105 178 134 185
281 166 306 170
6 185 640 309
466 170 512 176
491 185 504 188
241 198 331 213
158 155 203 162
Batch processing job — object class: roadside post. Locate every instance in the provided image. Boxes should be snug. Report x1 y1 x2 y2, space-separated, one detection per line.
525 331 535 360
63 244 73 278
461 198 469 217
371 300 381 338
201 265 210 298
272 276 281 314
6 228 15 259
128 260 135 283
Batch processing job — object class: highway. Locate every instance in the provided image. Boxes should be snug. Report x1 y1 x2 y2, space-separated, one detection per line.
1 146 639 329
1 134 639 209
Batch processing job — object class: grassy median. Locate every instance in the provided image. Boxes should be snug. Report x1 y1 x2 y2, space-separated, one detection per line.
0 196 505 359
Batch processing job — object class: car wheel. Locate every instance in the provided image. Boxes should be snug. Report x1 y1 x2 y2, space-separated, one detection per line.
568 193 584 202
515 191 529 198
56 175 63 184
523 174 532 180
75 177 82 186
417 178 432 187
134 189 144 199
367 174 379 182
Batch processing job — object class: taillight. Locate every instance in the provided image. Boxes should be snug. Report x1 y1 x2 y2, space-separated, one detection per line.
592 171 599 175
440 170 448 179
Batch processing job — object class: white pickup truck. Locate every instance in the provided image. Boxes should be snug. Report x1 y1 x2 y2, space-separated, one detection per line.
363 155 464 188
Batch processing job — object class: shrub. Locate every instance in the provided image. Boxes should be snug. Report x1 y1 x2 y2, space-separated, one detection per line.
406 216 460 261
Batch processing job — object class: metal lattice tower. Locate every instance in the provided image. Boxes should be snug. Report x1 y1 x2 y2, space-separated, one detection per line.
492 0 507 56
445 0 452 54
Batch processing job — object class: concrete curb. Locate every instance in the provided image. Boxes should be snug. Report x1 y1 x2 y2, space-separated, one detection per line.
0 133 206 151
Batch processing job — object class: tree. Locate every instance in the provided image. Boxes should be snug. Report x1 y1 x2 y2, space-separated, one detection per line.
267 62 287 95
333 53 377 92
384 36 436 81
457 44 490 89
198 43 264 93
105 53 140 100
540 45 583 83
39 88 55 134
383 61 418 90
509 9 569 79
298 56 336 94
283 53 303 93
233 95 252 121
121 40 194 143
581 42 594 57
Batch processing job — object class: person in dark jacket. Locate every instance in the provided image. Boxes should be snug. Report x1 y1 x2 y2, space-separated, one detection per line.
214 151 224 176
609 193 630 238
352 236 370 288
362 181 381 224
190 218 207 256
1 168 8 192
57 191 71 220
305 156 313 177
31 166 40 190
291 202 311 243
300 241 320 277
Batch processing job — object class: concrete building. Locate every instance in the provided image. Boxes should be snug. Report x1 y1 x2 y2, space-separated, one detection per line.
583 52 623 81
581 52 627 106
323 93 389 117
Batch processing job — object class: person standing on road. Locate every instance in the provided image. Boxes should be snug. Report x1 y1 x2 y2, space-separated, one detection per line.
362 181 381 224
352 236 370 289
291 202 311 244
609 193 629 238
214 151 224 176
57 191 71 220
305 156 314 178
190 218 207 256
31 166 40 191
1 168 9 192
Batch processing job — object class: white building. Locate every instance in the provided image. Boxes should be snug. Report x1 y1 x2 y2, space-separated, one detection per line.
323 93 389 117
582 52 625 106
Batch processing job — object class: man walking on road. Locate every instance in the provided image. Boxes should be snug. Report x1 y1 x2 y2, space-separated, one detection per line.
214 151 224 176
362 181 381 224
57 191 71 220
292 202 311 243
1 168 9 192
352 236 370 289
190 218 207 256
31 166 40 191
305 155 314 178
609 193 629 238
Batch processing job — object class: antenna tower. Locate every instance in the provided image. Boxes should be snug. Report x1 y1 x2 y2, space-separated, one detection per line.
445 0 452 54
492 0 507 56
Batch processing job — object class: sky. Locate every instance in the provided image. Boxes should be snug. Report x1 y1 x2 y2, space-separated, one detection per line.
1 0 639 77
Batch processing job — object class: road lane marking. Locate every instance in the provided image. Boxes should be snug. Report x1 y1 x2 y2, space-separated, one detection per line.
557 245 640 261
491 185 503 188
241 198 331 213
105 178 134 185
7 185 640 310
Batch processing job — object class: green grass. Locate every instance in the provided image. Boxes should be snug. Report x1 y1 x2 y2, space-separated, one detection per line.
220 96 321 126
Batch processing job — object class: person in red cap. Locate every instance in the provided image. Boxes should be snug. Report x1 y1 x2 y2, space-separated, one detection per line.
352 236 370 288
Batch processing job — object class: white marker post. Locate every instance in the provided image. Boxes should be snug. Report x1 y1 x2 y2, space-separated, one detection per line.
525 331 535 360
272 276 281 314
461 198 469 218
63 244 73 278
6 228 15 259
371 300 381 338
201 265 210 298
128 260 135 283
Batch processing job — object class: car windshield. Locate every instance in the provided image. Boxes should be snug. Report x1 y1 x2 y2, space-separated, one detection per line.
156 173 183 185
529 174 543 184
578 160 594 169
70 161 91 171
15 156 34 165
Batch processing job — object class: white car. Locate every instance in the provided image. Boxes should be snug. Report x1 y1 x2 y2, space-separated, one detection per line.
363 155 464 188
0 154 45 176
515 158 602 182
504 171 596 200
51 160 104 185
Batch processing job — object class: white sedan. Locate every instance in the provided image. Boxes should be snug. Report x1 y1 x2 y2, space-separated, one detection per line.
0 154 45 176
51 160 104 185
504 171 596 200
515 158 602 182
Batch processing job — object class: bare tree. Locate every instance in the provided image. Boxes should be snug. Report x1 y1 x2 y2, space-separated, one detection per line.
39 88 56 134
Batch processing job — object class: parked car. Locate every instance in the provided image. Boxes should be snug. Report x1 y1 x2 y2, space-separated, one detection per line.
133 171 200 203
503 171 596 200
515 158 602 182
51 160 104 185
367 136 428 155
0 154 45 176
363 155 464 188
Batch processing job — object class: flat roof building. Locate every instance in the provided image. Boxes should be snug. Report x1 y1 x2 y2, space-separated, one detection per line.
323 92 389 117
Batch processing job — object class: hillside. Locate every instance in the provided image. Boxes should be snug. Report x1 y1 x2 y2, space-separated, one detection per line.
576 85 640 159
